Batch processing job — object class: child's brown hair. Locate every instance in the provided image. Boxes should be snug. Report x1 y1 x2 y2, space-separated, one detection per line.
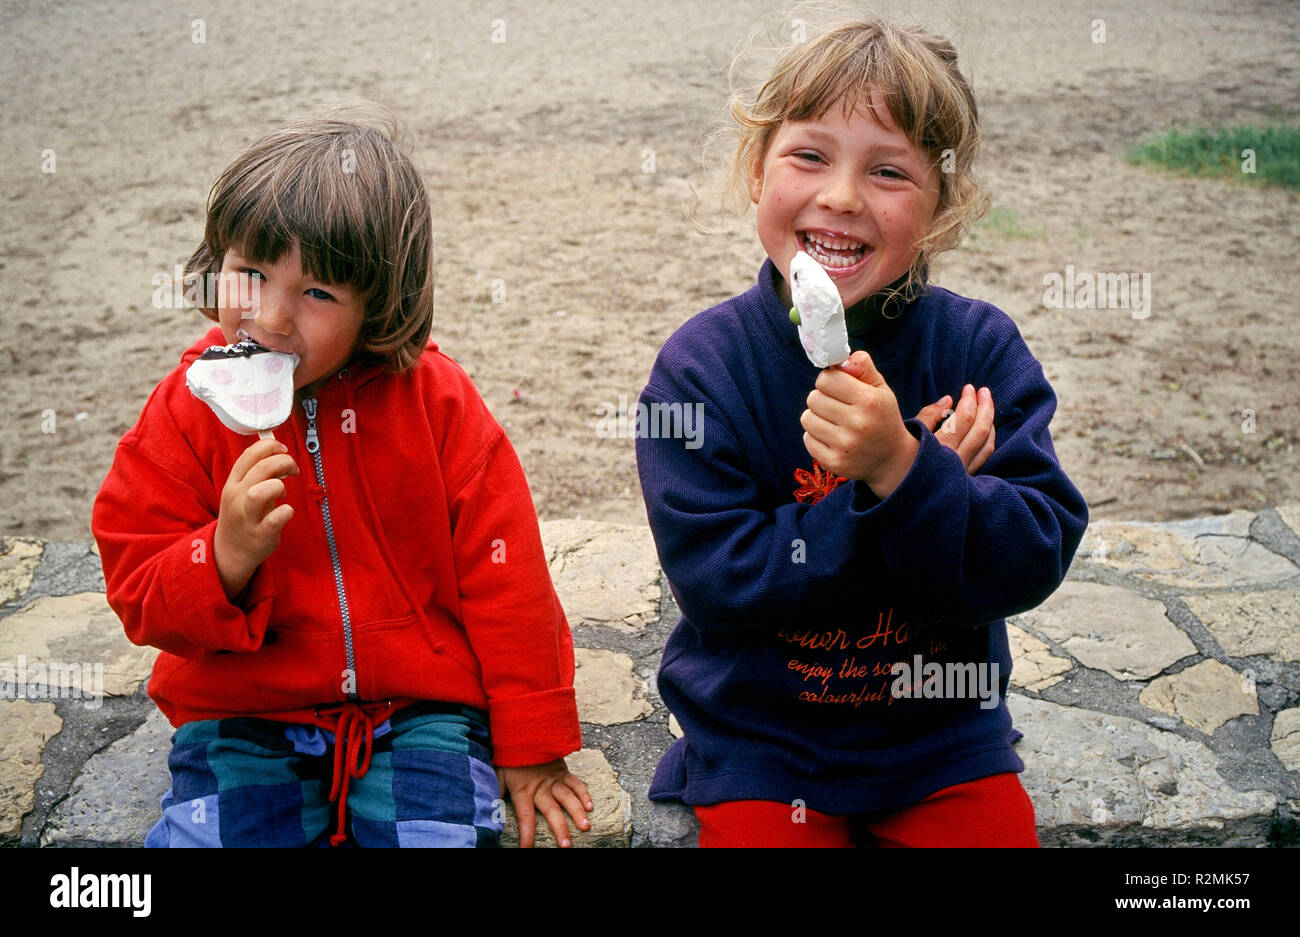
186 103 434 370
728 17 988 295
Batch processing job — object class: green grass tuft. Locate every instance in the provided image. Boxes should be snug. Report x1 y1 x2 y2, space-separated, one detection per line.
1125 124 1300 189
973 206 1045 240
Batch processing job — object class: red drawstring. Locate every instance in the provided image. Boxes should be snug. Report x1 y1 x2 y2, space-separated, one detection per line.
317 701 377 847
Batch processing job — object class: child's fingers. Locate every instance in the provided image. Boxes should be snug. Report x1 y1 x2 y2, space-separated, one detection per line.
974 388 995 439
245 478 288 515
954 384 977 421
551 784 590 834
532 787 574 848
799 410 850 455
803 432 839 472
513 796 537 849
817 366 885 405
941 385 979 440
805 389 858 428
915 396 953 431
228 439 288 484
968 424 996 474
241 453 300 489
565 773 595 812
833 350 885 387
956 389 995 470
261 502 294 533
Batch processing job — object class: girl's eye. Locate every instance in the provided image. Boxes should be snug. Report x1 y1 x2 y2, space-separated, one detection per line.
242 268 264 280
876 168 906 180
307 288 334 301
794 151 824 164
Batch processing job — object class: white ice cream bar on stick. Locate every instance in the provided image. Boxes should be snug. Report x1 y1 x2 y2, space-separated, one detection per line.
788 250 851 369
186 339 299 438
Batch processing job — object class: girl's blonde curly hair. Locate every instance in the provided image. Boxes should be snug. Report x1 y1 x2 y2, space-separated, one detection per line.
725 16 989 298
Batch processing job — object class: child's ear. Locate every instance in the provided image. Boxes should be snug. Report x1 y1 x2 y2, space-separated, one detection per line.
746 154 764 204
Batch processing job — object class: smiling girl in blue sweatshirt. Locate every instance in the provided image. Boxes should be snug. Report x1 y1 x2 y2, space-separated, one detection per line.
635 19 1088 847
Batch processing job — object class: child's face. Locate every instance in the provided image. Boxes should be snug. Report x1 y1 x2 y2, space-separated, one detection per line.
218 241 366 399
748 89 941 310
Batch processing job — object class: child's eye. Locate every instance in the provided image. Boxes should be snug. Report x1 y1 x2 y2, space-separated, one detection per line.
794 151 824 164
241 268 264 279
306 288 335 301
876 167 907 180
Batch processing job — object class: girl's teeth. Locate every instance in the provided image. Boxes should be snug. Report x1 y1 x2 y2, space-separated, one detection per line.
804 234 866 268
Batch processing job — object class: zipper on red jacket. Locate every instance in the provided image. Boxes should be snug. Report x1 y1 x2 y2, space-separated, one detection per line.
302 396 357 700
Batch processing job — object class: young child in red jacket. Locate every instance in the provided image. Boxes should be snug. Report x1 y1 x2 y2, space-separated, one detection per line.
92 106 591 848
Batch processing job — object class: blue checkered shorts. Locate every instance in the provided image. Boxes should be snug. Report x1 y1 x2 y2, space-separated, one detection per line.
145 702 505 847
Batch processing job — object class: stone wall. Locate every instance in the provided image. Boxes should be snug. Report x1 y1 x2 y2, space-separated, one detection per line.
2 506 1298 847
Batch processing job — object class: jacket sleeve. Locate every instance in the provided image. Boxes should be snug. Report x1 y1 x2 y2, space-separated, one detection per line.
635 311 1088 634
91 394 277 658
444 413 581 768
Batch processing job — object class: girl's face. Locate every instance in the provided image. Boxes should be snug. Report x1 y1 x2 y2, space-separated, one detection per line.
747 89 941 309
218 241 366 399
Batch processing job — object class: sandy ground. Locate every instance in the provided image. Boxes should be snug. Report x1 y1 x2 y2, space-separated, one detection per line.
1 0 1297 542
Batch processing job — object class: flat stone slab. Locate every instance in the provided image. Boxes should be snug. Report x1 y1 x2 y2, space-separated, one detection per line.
540 520 660 633
500 747 631 847
1013 581 1195 680
0 538 43 606
1138 659 1259 734
41 707 173 847
1161 509 1256 539
0 592 157 698
0 700 63 839
1272 708 1300 772
1078 517 1297 588
574 648 653 725
1274 503 1300 540
1183 589 1300 662
1010 695 1276 846
1007 623 1073 691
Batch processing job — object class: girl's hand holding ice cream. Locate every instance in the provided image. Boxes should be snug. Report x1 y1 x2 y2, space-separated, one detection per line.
802 353 998 497
214 437 299 601
801 350 918 498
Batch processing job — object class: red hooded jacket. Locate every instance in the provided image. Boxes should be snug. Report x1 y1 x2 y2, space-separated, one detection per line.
92 327 581 768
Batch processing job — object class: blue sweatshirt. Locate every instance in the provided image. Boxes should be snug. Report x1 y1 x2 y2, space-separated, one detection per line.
635 259 1088 814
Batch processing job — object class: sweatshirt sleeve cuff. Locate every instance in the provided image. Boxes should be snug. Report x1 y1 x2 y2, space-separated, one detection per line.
852 418 966 528
159 521 276 652
487 687 583 767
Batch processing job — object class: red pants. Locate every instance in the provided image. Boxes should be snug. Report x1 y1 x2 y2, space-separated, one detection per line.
694 773 1038 847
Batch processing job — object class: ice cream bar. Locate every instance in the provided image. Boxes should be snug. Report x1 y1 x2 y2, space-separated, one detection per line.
186 339 299 438
788 250 851 369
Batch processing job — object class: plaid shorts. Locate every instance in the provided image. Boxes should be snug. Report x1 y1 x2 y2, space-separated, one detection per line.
145 702 504 848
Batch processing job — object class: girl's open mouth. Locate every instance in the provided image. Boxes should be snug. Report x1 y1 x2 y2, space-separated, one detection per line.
799 231 871 275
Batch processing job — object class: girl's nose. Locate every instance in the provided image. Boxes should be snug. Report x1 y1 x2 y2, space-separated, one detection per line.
254 293 294 335
816 169 864 215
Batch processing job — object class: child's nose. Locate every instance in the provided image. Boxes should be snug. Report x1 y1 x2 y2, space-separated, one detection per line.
816 169 864 215
254 294 294 335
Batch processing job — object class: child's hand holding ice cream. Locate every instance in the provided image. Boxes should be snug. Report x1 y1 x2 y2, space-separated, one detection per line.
213 437 299 601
